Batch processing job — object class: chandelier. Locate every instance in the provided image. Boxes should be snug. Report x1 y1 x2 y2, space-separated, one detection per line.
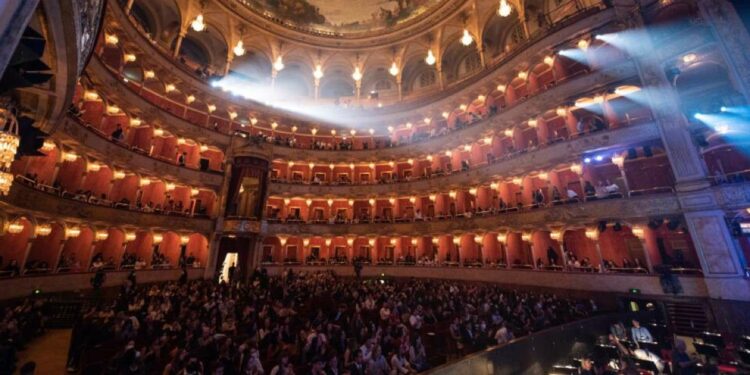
0 100 19 196
499 0 512 17
425 49 436 65
233 40 245 56
461 29 473 46
389 62 399 76
191 14 206 32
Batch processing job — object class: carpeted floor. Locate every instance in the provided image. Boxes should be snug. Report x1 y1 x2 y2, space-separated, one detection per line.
17 329 71 374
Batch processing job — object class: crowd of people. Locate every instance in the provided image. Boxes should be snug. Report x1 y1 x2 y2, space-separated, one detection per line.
0 299 46 374
65 269 595 374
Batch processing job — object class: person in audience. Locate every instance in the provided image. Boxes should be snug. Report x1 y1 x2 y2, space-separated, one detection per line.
630 319 653 345
110 125 124 141
672 339 699 375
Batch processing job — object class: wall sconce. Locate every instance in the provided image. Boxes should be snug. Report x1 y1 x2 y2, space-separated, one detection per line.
95 230 109 241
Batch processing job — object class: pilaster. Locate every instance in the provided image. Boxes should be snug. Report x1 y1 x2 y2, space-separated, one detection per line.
697 0 750 103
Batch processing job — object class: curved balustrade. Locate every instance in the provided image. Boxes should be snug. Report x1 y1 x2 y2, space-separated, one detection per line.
0 268 205 300
267 121 659 197
59 114 225 188
86 57 232 147
262 265 709 298
262 192 682 237
1 179 215 233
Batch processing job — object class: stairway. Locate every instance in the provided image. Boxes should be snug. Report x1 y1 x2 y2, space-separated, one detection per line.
664 301 709 337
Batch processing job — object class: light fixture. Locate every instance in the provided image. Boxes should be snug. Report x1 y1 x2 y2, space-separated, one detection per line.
517 71 528 80
35 224 52 236
570 163 583 175
423 117 431 124
585 228 599 241
191 14 206 32
682 53 697 64
165 84 176 93
313 64 324 79
611 155 625 168
527 119 538 128
459 104 468 111
124 53 136 63
496 232 508 244
327 199 333 206
186 95 196 104
86 162 101 173
251 117 259 125
368 198 375 205
389 62 399 76
62 152 78 162
461 29 473 46
105 34 119 45
233 40 245 56
106 105 120 114
291 126 298 133
152 233 163 244
631 226 645 239
139 178 151 186
556 107 567 117
368 128 374 135
490 182 498 189
474 234 483 244
95 230 109 241
7 221 24 234
614 85 641 96
550 230 562 241
387 126 394 133
305 199 312 206
452 237 461 245
442 111 450 119
469 187 478 195
503 129 513 137
544 55 554 65
325 238 332 246
273 56 285 71
512 177 522 185
129 118 142 127
207 104 216 113
165 182 176 191
180 235 190 245
496 84 506 92
352 67 362 81
229 111 238 120
190 188 199 196
425 49 436 65
83 91 99 101
577 39 590 50
498 0 512 17
0 103 20 195
406 122 413 129
521 232 532 242
113 170 126 180
144 70 155 79
66 226 82 239
445 150 452 157
538 172 549 180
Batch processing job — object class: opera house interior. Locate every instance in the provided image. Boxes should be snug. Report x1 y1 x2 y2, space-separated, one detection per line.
2 0 750 373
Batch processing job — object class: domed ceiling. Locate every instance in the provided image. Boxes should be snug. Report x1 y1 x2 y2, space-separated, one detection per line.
242 0 443 35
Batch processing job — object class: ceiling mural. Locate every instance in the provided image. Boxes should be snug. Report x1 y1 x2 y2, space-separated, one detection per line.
245 0 443 33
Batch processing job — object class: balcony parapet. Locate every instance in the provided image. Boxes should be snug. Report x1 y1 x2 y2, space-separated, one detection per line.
86 56 231 147
0 182 215 234
263 265 708 298
59 115 224 189
267 121 660 198
261 193 682 237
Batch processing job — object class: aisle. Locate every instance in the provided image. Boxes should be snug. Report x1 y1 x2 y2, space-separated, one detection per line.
17 329 72 375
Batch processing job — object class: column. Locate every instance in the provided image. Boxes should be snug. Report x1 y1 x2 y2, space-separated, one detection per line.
683 210 750 301
698 0 750 102
616 5 708 190
173 31 186 58
585 228 605 273
630 226 654 273
203 232 222 279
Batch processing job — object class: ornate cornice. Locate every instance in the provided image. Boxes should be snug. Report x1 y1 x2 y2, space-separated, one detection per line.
267 121 661 198
0 182 215 234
